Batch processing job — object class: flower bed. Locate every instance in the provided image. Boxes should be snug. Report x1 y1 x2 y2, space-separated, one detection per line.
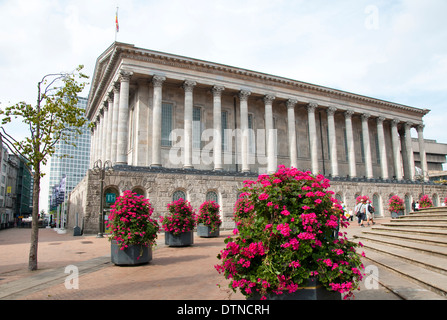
159 198 197 236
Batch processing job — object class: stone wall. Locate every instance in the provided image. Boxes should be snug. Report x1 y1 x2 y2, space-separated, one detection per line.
68 166 447 235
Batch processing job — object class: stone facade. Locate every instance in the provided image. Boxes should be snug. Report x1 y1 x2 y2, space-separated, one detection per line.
67 42 447 235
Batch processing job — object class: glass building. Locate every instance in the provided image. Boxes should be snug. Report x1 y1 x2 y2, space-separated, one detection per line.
47 97 91 211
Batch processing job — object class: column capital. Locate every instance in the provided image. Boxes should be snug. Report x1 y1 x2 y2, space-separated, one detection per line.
392 118 400 126
182 80 196 92
344 109 354 118
263 94 276 104
212 85 225 96
377 116 385 124
239 90 251 101
327 106 337 116
307 102 318 112
286 99 298 109
404 122 414 130
417 123 425 132
102 101 109 111
119 70 133 82
361 113 371 121
107 96 113 105
152 75 166 87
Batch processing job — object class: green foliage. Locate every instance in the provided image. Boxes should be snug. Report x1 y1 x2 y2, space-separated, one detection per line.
0 65 89 173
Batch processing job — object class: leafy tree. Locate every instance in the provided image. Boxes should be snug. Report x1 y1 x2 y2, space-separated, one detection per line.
0 65 88 271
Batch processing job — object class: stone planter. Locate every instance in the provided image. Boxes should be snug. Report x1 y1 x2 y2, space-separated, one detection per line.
247 277 341 300
165 231 194 247
111 240 152 266
197 223 220 238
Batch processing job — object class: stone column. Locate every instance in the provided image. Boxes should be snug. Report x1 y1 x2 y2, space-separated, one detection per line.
417 124 429 182
361 113 373 179
151 75 166 167
116 70 132 165
376 117 389 179
97 109 104 161
239 90 251 172
327 106 339 177
102 101 109 162
287 99 298 169
307 103 318 175
90 126 95 168
106 96 114 161
212 86 225 171
344 110 356 178
391 119 403 180
183 80 196 169
111 84 120 164
404 122 415 181
135 81 150 166
264 94 276 174
93 116 100 163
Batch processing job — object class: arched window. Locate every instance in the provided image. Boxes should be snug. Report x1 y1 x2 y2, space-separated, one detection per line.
132 187 145 197
206 191 218 203
173 190 186 201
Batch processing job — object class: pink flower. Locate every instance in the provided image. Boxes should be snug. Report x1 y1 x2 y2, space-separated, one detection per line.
258 193 269 201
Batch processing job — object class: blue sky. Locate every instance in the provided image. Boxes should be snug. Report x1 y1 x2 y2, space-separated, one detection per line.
0 0 446 210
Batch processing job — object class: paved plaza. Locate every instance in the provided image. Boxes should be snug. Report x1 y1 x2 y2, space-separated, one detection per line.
0 219 405 301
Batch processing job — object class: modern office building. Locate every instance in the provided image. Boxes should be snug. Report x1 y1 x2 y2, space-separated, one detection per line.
48 97 91 212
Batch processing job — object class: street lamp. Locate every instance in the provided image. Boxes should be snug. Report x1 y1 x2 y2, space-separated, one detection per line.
92 159 114 238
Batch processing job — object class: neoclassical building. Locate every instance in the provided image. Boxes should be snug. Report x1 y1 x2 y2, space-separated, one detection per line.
68 42 446 234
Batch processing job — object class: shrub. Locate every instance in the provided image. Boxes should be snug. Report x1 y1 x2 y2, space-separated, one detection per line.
197 200 222 233
388 195 405 213
107 190 159 250
419 195 433 209
159 198 196 235
215 166 364 300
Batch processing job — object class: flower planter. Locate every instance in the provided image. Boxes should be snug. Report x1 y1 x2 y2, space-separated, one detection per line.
197 223 220 238
248 278 341 300
165 231 194 247
111 240 152 266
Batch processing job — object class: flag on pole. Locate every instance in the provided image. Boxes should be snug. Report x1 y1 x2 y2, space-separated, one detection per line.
115 8 119 33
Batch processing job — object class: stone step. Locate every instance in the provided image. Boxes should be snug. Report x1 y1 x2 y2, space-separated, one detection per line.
355 232 447 258
381 222 447 229
359 229 447 247
361 248 447 299
358 239 447 277
396 217 447 222
380 222 447 235
371 225 447 237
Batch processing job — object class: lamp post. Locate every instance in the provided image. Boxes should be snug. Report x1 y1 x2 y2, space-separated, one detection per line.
92 159 114 238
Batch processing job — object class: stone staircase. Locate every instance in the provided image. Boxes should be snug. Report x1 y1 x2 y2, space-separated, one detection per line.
354 207 447 300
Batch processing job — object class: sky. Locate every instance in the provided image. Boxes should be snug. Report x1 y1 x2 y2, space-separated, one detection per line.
0 0 446 212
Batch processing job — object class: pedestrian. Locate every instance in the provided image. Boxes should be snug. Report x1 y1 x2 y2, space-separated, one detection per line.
415 201 420 211
355 200 366 227
366 200 376 226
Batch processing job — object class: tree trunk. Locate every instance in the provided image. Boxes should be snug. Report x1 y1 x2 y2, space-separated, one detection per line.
28 169 40 271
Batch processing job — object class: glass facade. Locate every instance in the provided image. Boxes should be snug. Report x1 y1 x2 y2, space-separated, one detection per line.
47 97 91 210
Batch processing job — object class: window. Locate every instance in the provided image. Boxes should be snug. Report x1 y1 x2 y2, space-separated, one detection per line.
222 111 228 151
173 190 186 201
193 107 202 149
162 103 173 147
206 191 218 203
248 114 255 154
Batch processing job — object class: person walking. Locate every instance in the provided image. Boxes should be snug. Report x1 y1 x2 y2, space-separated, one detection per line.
355 199 367 227
366 200 376 226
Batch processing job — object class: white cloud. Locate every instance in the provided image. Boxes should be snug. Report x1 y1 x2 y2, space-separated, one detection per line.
1 0 446 212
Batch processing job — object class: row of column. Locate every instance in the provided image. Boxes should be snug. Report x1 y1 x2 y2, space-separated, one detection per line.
90 71 429 182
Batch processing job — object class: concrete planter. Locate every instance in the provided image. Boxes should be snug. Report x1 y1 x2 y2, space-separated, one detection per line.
247 277 341 300
165 231 194 247
197 223 220 238
111 240 152 266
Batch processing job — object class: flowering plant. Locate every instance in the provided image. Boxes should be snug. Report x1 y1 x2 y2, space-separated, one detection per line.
419 195 433 209
215 166 365 300
355 195 371 204
388 195 405 213
197 200 222 233
159 198 197 236
444 197 447 206
107 190 159 250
